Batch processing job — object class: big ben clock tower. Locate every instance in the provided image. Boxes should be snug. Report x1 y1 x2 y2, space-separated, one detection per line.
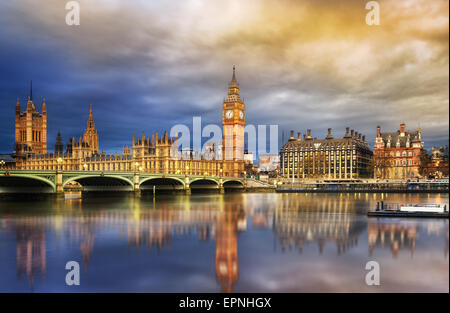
222 66 245 177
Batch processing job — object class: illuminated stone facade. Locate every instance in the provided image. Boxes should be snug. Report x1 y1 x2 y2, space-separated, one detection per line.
83 105 99 154
15 69 246 178
222 66 245 177
15 83 47 156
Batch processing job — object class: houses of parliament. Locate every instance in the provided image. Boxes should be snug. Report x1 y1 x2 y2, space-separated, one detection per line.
14 68 246 177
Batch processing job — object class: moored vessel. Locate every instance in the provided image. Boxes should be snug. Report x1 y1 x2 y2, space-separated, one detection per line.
368 202 449 218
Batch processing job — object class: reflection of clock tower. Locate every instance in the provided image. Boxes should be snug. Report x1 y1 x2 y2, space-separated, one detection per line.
215 203 240 292
222 66 245 177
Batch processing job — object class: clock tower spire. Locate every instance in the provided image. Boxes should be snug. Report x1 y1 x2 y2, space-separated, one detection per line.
222 66 245 177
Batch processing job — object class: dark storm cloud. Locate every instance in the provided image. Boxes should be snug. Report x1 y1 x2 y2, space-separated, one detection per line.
0 0 448 154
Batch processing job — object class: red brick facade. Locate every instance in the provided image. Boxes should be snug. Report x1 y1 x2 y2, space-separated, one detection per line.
373 123 424 179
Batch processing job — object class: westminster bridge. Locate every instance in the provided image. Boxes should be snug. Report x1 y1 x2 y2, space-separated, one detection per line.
0 169 245 194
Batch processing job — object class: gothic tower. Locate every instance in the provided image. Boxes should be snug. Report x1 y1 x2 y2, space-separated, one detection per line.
54 132 64 155
15 81 47 156
222 66 245 177
83 105 99 154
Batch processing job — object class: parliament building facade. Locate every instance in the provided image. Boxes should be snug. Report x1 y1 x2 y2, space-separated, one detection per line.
14 68 245 178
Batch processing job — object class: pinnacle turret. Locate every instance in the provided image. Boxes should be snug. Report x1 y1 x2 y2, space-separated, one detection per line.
228 65 239 92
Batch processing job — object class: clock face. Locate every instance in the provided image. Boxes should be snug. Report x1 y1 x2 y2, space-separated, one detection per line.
225 110 234 119
239 110 244 119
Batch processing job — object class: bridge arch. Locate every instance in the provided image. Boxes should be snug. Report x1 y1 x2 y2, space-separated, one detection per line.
189 177 219 185
0 174 56 192
223 179 245 188
189 178 220 192
139 176 185 188
63 174 134 190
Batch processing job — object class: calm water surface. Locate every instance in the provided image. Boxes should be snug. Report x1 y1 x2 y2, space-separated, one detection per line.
0 192 448 292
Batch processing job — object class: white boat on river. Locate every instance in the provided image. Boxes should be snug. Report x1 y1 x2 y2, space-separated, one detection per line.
368 202 448 218
400 204 447 213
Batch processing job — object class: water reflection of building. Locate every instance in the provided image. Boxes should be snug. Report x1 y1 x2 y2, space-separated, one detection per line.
16 224 46 284
273 195 365 254
368 220 450 259
368 221 418 258
7 198 250 291
426 222 449 258
79 226 95 272
215 203 244 293
445 225 449 258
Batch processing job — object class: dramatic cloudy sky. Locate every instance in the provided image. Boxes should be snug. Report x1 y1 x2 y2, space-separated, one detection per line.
0 0 448 154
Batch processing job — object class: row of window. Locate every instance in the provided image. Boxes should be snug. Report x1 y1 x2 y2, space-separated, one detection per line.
283 156 357 162
377 159 417 167
282 150 357 155
18 130 43 142
376 151 417 157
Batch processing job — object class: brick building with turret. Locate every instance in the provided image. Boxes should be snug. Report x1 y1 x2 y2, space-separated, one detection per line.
373 123 425 179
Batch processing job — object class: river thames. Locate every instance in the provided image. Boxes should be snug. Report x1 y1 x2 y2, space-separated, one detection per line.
0 192 448 292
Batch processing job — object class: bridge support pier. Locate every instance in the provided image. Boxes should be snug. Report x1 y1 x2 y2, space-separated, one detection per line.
185 176 191 195
134 188 141 197
56 170 64 197
134 172 140 197
219 178 224 194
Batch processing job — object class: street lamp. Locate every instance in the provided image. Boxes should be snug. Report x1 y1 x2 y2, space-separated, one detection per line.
83 163 88 171
0 160 5 169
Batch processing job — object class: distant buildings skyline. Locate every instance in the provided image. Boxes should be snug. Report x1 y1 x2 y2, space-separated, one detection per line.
0 1 448 153
6 80 449 159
